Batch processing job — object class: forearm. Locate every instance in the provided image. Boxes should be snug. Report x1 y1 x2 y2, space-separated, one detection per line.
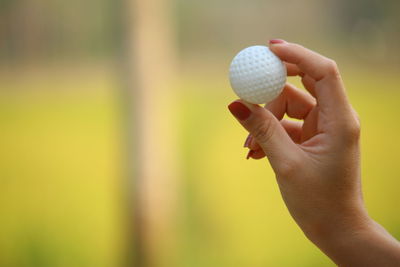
308 216 400 266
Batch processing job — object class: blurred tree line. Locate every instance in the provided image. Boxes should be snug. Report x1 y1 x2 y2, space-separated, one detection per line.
0 0 121 62
0 0 399 64
333 0 400 64
175 0 400 65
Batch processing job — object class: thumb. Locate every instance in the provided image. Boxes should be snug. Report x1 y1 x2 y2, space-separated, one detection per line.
228 100 301 173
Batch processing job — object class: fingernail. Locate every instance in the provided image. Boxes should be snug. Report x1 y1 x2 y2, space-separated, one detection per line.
269 39 286 45
244 135 252 148
228 101 252 121
246 150 255 160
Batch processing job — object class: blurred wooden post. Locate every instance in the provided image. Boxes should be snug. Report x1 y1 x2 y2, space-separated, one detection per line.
122 0 179 266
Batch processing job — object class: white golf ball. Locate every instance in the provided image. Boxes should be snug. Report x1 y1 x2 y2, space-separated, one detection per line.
229 45 287 104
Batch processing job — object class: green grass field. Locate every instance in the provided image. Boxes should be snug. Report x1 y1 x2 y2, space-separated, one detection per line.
0 64 399 266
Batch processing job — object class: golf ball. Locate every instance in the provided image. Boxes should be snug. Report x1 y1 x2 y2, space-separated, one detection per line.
229 45 287 104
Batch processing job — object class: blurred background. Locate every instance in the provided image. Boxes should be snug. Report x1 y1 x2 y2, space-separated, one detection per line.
1 0 400 266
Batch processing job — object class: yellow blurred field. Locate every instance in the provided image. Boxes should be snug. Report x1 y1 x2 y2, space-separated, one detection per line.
0 64 399 266
0 66 124 267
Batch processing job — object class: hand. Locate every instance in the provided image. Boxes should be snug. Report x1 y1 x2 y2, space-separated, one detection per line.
228 40 400 266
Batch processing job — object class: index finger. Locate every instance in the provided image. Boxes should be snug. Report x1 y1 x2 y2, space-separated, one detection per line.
269 41 349 112
270 41 338 82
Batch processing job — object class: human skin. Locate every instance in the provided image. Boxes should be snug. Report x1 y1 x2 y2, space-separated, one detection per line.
228 40 400 266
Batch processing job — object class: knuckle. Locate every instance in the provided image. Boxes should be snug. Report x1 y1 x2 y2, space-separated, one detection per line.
343 118 361 142
324 59 340 77
253 119 274 145
350 120 361 139
352 108 361 124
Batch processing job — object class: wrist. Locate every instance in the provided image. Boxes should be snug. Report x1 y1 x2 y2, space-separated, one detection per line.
301 204 373 249
303 208 400 266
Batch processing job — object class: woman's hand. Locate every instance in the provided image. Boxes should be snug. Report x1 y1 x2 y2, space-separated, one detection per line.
228 40 400 266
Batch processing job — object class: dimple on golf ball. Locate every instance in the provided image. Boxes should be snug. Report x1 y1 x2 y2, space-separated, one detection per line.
229 45 287 104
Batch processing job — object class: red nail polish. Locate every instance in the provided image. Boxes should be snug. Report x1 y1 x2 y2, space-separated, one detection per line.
246 150 255 160
228 101 252 121
269 39 286 44
244 135 252 148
